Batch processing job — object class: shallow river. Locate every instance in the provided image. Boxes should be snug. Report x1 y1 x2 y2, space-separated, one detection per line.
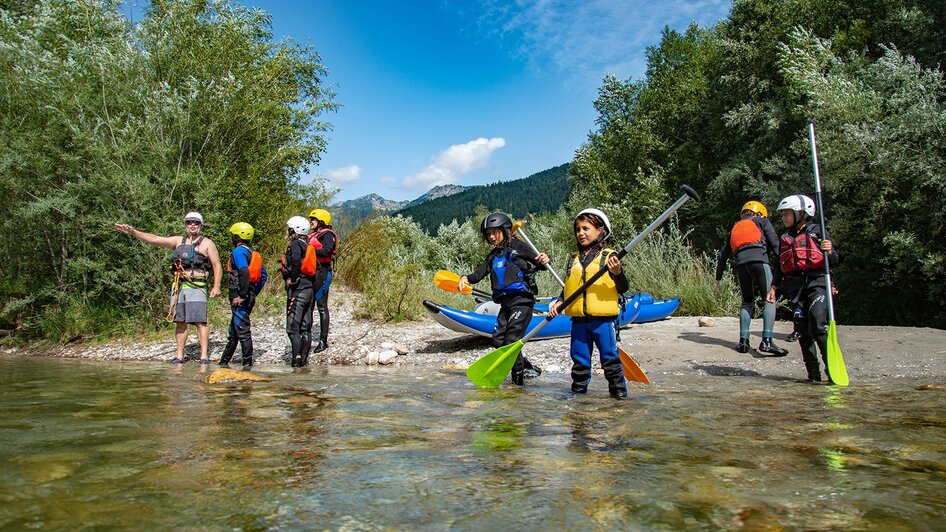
1 356 944 530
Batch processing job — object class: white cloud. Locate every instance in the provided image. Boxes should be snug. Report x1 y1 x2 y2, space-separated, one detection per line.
465 0 730 82
402 137 506 189
325 165 361 185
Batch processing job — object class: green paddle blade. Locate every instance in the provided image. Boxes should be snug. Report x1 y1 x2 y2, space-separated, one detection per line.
467 341 523 389
826 320 849 387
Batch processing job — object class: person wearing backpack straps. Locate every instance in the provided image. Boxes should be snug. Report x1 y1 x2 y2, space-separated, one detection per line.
115 212 222 364
457 212 550 385
766 194 840 383
308 208 337 354
282 216 317 367
220 222 267 369
715 200 788 356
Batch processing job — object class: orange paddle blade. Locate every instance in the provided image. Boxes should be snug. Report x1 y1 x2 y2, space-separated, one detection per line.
619 347 651 384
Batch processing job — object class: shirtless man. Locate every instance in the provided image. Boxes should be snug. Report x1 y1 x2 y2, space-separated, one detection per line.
116 212 222 364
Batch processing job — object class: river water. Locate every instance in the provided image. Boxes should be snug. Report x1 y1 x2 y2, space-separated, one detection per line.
0 356 944 530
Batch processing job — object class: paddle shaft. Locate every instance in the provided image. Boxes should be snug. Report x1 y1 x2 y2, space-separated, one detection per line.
514 226 566 287
518 185 701 345
807 120 837 322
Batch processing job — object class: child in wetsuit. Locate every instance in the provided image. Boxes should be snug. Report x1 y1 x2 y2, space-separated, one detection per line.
715 200 788 356
767 194 840 383
282 216 316 367
219 222 266 368
548 208 630 397
458 212 550 385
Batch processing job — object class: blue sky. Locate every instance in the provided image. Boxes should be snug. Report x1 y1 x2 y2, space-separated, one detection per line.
240 1 732 202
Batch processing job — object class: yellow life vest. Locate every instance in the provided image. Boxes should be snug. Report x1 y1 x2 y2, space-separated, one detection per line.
563 248 620 317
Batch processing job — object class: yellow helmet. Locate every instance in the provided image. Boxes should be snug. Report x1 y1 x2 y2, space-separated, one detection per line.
741 201 768 218
308 208 331 226
229 222 255 241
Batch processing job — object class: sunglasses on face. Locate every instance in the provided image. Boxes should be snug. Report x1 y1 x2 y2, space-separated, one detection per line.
185 221 201 226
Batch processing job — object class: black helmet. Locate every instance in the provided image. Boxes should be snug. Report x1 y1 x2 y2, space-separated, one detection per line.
480 212 512 234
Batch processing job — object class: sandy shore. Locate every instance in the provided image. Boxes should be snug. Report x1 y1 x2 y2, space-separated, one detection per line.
8 285 946 383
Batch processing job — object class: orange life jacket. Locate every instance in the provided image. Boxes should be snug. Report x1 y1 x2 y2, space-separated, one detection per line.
227 245 264 283
729 218 763 252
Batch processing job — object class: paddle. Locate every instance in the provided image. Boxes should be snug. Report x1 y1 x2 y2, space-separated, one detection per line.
433 270 492 299
807 120 849 387
467 185 701 388
513 223 650 384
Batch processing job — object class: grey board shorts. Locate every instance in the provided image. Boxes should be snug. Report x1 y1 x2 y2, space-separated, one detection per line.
173 287 208 324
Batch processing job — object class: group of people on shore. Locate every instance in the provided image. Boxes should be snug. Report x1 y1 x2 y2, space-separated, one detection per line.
458 193 839 398
115 210 338 368
117 191 838 394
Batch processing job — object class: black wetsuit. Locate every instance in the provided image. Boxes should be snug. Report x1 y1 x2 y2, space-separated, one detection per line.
716 216 781 339
772 222 839 381
283 238 315 366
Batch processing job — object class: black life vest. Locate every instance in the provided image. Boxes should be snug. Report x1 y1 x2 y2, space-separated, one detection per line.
170 236 211 272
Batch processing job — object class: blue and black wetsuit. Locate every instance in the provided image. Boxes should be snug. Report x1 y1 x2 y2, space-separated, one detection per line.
220 243 255 366
466 239 547 384
311 228 337 349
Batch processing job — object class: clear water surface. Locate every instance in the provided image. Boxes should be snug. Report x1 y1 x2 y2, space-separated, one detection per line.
0 356 944 530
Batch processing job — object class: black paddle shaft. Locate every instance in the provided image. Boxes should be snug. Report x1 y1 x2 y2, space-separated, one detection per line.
520 185 701 344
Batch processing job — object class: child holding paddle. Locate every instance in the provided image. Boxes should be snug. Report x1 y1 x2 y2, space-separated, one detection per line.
457 212 550 385
548 208 630 397
766 194 839 383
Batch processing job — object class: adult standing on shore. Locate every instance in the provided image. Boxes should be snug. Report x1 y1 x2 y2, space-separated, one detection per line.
307 208 337 353
115 212 222 364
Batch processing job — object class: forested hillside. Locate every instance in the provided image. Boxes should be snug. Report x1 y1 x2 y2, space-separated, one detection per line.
396 164 570 233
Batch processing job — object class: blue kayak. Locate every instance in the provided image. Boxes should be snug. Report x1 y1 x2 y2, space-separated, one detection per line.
424 293 678 340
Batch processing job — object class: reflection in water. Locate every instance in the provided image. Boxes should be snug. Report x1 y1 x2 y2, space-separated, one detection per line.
0 358 944 529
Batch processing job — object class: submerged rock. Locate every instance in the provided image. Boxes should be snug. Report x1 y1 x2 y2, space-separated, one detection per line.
206 368 272 384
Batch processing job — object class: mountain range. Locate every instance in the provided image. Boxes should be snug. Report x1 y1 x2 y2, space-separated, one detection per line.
331 163 569 234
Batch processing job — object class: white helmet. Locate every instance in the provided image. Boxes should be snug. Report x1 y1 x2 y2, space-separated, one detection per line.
184 211 203 224
776 195 815 218
287 215 310 236
576 208 612 237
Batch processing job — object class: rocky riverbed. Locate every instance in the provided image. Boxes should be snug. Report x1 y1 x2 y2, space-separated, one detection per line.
7 285 946 384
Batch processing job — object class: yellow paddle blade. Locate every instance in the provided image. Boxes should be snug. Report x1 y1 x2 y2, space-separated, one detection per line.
619 347 651 384
826 320 848 386
466 341 523 388
433 270 472 295
435 278 472 295
434 270 460 284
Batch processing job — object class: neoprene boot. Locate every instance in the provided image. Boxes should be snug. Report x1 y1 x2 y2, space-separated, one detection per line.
759 338 789 356
241 355 253 370
571 379 590 394
313 339 328 354
511 370 524 386
523 358 542 378
735 337 750 353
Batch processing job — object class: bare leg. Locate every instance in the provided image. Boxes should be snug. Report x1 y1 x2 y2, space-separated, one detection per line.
174 322 187 361
196 323 209 361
